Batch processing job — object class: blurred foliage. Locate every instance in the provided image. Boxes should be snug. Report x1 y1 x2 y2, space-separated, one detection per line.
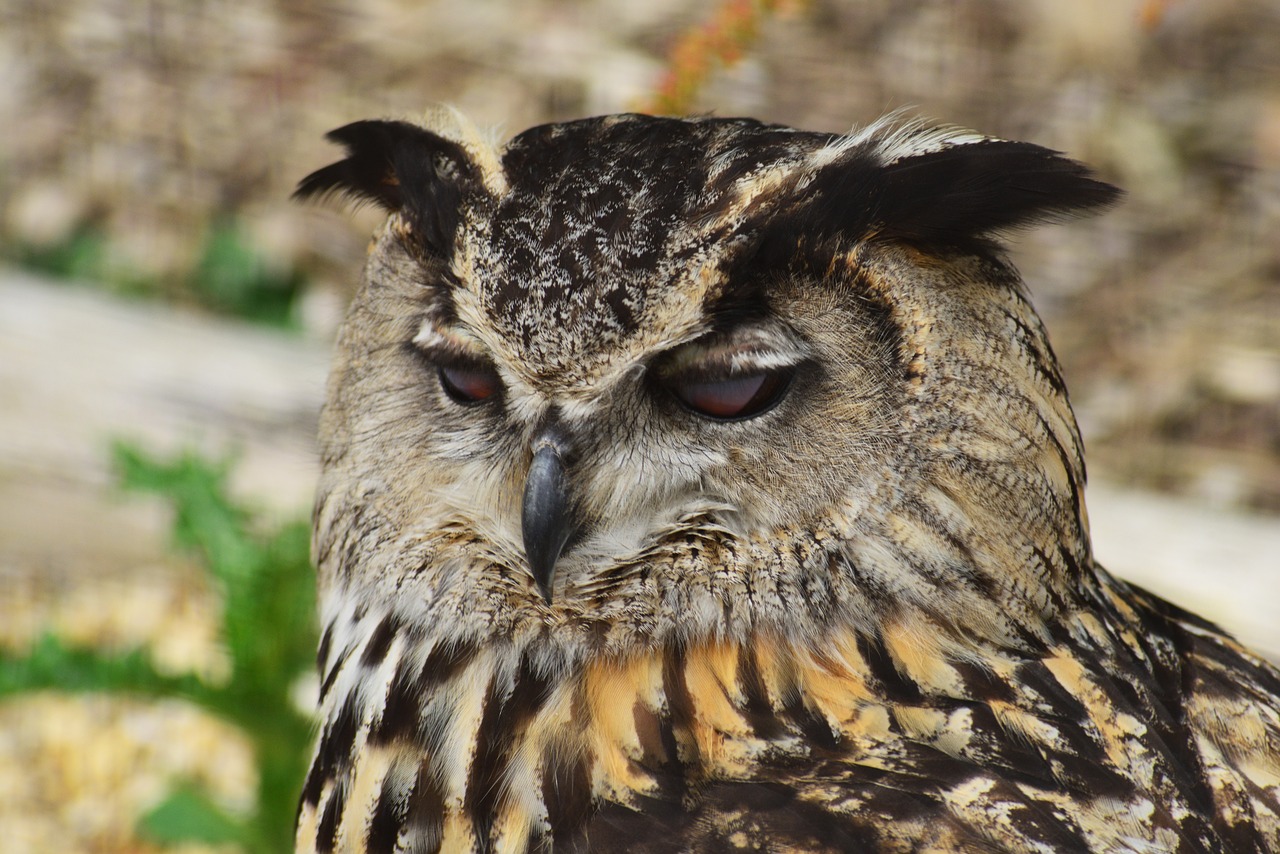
190 220 305 328
8 227 111 282
0 443 317 853
2 220 304 327
643 0 806 114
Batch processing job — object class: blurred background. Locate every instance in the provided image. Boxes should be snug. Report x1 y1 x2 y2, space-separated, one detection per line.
1 0 1278 850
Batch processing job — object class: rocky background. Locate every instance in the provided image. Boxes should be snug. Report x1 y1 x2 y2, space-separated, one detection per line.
2 0 1278 850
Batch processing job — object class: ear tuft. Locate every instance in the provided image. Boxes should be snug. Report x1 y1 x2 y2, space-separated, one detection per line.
294 120 479 254
791 127 1121 253
875 138 1122 241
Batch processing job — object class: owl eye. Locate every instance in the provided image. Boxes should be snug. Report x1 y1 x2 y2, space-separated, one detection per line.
669 368 793 421
438 363 501 404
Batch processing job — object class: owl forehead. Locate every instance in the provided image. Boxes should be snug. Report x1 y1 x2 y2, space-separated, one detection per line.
449 116 831 385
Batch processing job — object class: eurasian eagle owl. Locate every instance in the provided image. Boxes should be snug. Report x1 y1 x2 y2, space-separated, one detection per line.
293 111 1280 852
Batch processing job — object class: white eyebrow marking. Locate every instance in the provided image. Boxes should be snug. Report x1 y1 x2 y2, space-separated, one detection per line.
412 318 490 358
662 322 810 376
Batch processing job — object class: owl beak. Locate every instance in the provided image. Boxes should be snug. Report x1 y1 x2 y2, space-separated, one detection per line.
522 439 576 603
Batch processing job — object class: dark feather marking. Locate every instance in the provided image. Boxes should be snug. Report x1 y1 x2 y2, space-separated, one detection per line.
361 612 399 668
600 284 635 331
1214 769 1280 853
712 781 887 851
1189 631 1280 696
630 697 693 811
858 633 924 704
702 127 830 197
1083 645 1154 718
1124 582 1232 638
938 774 1092 851
465 653 553 848
952 658 1018 704
765 149 884 256
1052 542 1086 599
1027 546 1072 615
589 782 876 852
315 777 346 853
1031 408 1088 564
422 639 481 683
1044 738 1135 802
368 639 480 748
950 702 1061 790
366 770 408 852
661 642 700 768
735 643 786 740
332 506 379 586
840 265 911 388
1141 617 1269 845
368 662 421 746
543 744 594 851
403 760 445 854
299 753 328 811
1011 659 1136 799
780 688 842 751
1001 304 1069 397
902 495 990 598
303 697 361 808
632 700 672 768
588 797 690 852
702 274 773 333
796 551 841 628
316 622 334 675
318 641 352 704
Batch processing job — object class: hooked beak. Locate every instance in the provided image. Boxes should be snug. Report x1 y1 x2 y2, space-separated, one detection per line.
521 437 578 603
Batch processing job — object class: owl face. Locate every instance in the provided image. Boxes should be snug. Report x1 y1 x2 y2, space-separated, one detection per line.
301 113 1119 656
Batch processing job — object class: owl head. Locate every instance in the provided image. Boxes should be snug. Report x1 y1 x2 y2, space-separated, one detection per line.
298 112 1119 661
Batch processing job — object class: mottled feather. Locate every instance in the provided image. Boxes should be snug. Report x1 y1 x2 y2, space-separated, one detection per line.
295 113 1279 853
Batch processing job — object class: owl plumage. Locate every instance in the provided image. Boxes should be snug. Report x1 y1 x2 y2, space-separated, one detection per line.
293 112 1280 853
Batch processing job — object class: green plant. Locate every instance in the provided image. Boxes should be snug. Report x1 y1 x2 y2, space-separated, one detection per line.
190 220 306 327
7 226 111 281
3 218 305 327
0 443 317 852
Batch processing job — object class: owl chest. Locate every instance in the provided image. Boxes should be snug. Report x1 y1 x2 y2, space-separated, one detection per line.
310 624 937 850
301 614 1230 853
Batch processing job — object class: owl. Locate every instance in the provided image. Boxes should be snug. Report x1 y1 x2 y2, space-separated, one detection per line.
292 110 1280 853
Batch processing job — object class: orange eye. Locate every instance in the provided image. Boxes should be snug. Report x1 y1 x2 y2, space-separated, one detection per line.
438 364 500 404
669 369 792 420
